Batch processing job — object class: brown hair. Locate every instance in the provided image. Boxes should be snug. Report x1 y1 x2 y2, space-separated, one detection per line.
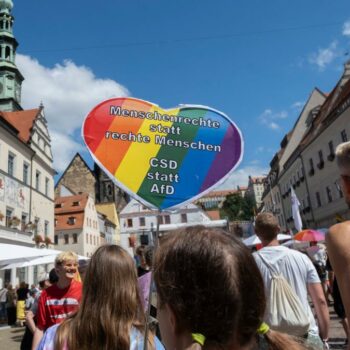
254 212 279 242
154 226 307 350
54 245 154 350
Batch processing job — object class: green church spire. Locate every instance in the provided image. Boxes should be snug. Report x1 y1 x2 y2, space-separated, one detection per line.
0 0 24 111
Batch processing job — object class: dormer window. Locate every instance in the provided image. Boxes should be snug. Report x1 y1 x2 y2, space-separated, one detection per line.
68 217 76 225
72 201 80 207
55 203 63 209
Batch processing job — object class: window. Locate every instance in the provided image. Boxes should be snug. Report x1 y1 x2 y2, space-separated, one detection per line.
64 234 69 244
317 150 324 169
68 217 76 225
341 129 348 142
55 203 63 209
181 214 187 223
6 208 13 227
139 217 145 226
8 153 15 176
328 141 334 155
23 163 29 185
45 178 49 196
90 234 92 244
127 218 133 228
335 180 344 198
309 158 314 176
54 235 58 245
73 233 78 244
54 219 57 227
44 221 49 237
86 234 88 244
93 236 96 245
35 171 40 191
158 216 164 225
315 192 322 207
326 186 333 203
72 201 80 206
21 213 27 231
165 215 171 224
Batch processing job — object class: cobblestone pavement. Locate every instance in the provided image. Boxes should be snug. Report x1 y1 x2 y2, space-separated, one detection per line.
0 307 347 349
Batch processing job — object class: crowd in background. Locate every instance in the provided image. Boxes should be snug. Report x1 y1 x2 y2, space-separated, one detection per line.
0 141 349 350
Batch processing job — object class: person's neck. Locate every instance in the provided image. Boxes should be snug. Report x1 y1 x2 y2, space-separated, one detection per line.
262 238 279 247
56 278 72 289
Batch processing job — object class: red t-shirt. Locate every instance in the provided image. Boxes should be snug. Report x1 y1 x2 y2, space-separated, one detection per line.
36 280 82 330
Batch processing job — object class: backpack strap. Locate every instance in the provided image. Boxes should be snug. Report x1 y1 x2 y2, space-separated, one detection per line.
256 252 280 277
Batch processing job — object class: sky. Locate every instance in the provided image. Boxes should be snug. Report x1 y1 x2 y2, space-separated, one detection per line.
11 0 350 189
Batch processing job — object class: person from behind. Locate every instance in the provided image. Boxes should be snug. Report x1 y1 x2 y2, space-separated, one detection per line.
327 140 350 350
6 283 16 325
0 283 7 324
32 252 82 350
253 213 329 349
37 245 163 350
153 226 308 350
17 281 30 326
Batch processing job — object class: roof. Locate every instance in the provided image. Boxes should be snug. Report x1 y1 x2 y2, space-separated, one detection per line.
55 193 89 214
201 189 238 198
0 109 39 143
250 176 265 184
300 77 350 149
205 210 221 220
55 212 85 231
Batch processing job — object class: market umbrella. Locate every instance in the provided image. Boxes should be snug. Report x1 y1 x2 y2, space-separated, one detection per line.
294 229 325 242
243 233 292 247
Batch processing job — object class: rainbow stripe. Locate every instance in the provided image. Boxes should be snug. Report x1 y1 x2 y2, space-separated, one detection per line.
83 98 243 210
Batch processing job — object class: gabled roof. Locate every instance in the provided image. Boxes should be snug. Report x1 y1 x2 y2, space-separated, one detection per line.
300 77 350 148
205 210 221 220
0 109 40 143
55 212 85 231
55 193 89 214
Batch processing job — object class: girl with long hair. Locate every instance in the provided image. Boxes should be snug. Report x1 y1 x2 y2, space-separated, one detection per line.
154 226 312 350
37 245 163 350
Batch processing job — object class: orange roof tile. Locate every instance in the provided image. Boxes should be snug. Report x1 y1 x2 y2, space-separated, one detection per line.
205 210 221 220
0 109 39 143
55 193 89 214
203 190 238 198
55 212 85 230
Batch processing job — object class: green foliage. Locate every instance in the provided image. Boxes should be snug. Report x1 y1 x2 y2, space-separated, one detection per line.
222 194 255 221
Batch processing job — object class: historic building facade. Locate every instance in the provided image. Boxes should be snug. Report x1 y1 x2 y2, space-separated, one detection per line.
262 61 350 231
0 1 55 286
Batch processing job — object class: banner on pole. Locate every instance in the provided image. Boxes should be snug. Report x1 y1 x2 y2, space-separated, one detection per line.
82 97 243 210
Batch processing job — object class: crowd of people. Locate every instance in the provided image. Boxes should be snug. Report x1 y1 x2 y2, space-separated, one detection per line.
0 140 349 350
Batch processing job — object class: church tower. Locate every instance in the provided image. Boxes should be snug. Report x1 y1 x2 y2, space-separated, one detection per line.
0 0 23 111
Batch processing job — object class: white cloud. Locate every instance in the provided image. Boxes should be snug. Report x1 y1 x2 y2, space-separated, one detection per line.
308 41 339 71
258 108 288 131
16 54 129 172
291 101 304 110
217 165 269 190
343 21 350 36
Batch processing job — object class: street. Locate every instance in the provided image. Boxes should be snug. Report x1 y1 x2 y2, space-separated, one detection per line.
0 306 347 350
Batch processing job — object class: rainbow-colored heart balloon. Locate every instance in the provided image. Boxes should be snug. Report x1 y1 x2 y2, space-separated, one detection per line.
82 97 243 210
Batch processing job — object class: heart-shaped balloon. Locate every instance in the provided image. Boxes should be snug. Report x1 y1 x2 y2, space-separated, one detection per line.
82 97 243 210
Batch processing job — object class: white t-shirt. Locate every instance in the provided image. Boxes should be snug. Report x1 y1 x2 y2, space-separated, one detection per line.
253 246 320 335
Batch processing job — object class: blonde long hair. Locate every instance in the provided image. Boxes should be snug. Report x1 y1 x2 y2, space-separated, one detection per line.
54 245 151 350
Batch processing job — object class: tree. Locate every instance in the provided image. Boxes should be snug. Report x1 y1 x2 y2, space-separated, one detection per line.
222 194 255 221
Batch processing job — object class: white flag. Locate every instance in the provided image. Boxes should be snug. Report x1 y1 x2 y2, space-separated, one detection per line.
291 187 302 232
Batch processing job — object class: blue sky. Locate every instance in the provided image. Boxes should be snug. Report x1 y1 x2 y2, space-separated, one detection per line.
11 0 350 188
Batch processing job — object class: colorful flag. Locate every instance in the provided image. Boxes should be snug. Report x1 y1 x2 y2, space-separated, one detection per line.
138 271 152 312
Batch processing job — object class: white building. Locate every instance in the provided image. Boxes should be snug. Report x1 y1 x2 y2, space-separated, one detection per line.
119 199 227 256
98 212 116 245
54 193 100 257
245 176 266 209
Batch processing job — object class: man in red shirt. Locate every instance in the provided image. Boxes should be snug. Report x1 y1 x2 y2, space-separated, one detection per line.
31 251 82 350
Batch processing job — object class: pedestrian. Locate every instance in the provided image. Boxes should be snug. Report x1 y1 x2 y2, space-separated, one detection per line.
17 281 29 326
21 269 59 350
153 226 308 350
327 140 350 350
37 245 163 350
253 212 330 349
0 283 7 324
6 283 17 326
31 252 82 350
